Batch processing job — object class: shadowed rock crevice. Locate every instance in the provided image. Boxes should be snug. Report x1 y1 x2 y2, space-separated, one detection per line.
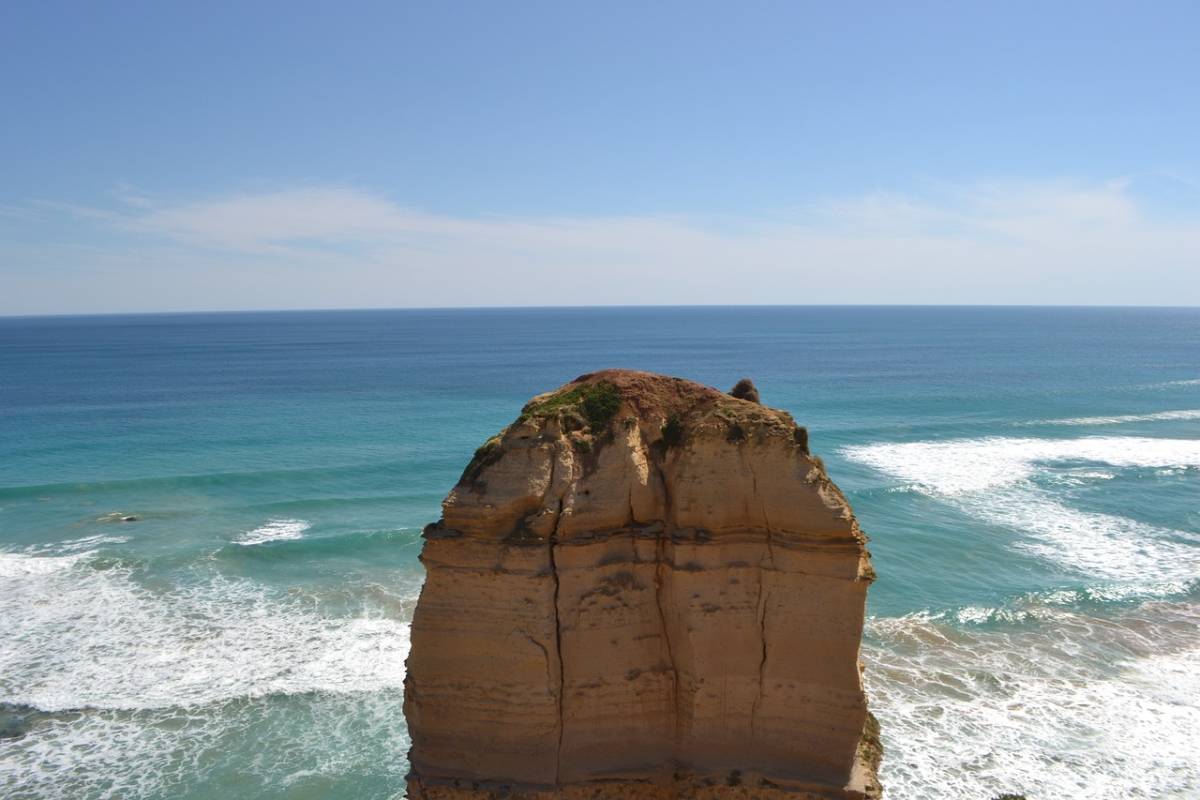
404 370 879 799
549 498 566 785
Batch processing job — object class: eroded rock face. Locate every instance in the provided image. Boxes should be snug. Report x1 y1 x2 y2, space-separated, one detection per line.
404 370 880 799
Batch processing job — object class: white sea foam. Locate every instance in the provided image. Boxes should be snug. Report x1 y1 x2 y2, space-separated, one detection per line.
843 436 1200 582
1043 468 1116 489
900 578 1195 628
0 538 420 798
1020 408 1200 426
0 551 87 577
864 602 1200 799
849 432 1200 795
843 435 1200 494
235 518 310 546
1142 377 1200 389
1 534 132 576
0 690 411 800
30 533 133 555
0 550 415 712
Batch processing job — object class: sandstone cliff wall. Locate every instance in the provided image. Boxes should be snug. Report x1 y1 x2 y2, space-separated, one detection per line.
404 370 880 799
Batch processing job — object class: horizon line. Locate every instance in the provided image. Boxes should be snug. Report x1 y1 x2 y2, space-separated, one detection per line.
3 302 1200 320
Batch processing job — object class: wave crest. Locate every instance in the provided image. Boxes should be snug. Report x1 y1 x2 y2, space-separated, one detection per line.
235 519 310 546
0 550 417 712
865 600 1200 799
843 435 1200 583
1019 408 1200 427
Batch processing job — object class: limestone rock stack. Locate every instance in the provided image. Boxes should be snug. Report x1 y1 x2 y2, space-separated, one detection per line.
403 370 880 799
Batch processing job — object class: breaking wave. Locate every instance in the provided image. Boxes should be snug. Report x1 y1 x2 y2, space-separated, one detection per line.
842 436 1200 583
1140 377 1200 390
0 537 420 799
864 599 1200 799
0 548 414 713
848 431 1200 796
0 551 89 578
1019 408 1200 426
235 518 311 546
0 689 411 799
843 435 1200 494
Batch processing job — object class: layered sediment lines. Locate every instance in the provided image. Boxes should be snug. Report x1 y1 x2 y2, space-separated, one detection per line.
404 370 879 799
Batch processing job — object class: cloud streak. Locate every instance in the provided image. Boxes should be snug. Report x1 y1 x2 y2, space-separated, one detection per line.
2 179 1198 314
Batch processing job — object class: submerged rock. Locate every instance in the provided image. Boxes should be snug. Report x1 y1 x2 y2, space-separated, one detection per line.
404 369 879 799
0 703 45 741
97 512 139 523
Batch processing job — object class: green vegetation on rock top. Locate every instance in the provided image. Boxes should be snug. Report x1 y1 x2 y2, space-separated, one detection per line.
520 381 622 432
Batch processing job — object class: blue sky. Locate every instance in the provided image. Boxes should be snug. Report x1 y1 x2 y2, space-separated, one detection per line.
2 1 1198 313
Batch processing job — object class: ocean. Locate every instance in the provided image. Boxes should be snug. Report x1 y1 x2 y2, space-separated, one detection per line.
1 306 1197 799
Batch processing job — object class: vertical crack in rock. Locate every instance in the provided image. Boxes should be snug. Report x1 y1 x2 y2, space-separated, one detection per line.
654 524 681 740
747 448 773 740
542 445 568 786
751 581 770 738
548 496 566 785
404 370 879 799
651 458 682 741
746 454 779 740
745 453 776 548
747 447 776 742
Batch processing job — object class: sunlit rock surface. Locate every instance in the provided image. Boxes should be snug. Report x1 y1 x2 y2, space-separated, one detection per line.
404 370 880 799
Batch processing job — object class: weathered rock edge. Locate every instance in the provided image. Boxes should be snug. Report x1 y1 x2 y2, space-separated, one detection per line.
404 370 880 799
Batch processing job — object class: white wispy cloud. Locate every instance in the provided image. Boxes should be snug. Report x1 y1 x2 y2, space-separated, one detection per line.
2 178 1198 313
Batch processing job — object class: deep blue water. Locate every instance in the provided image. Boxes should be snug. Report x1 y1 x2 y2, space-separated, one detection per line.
2 307 1198 799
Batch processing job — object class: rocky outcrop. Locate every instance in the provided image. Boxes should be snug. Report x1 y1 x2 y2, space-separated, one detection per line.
403 370 879 799
729 378 761 404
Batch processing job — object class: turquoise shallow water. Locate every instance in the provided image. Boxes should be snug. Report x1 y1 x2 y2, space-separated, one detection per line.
2 306 1198 799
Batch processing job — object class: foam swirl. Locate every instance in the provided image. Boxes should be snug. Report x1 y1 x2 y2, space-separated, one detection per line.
0 549 414 712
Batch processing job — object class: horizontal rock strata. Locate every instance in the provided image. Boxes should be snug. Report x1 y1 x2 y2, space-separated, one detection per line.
404 370 880 799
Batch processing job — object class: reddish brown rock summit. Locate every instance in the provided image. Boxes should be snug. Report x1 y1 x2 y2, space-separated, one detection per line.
404 370 880 799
